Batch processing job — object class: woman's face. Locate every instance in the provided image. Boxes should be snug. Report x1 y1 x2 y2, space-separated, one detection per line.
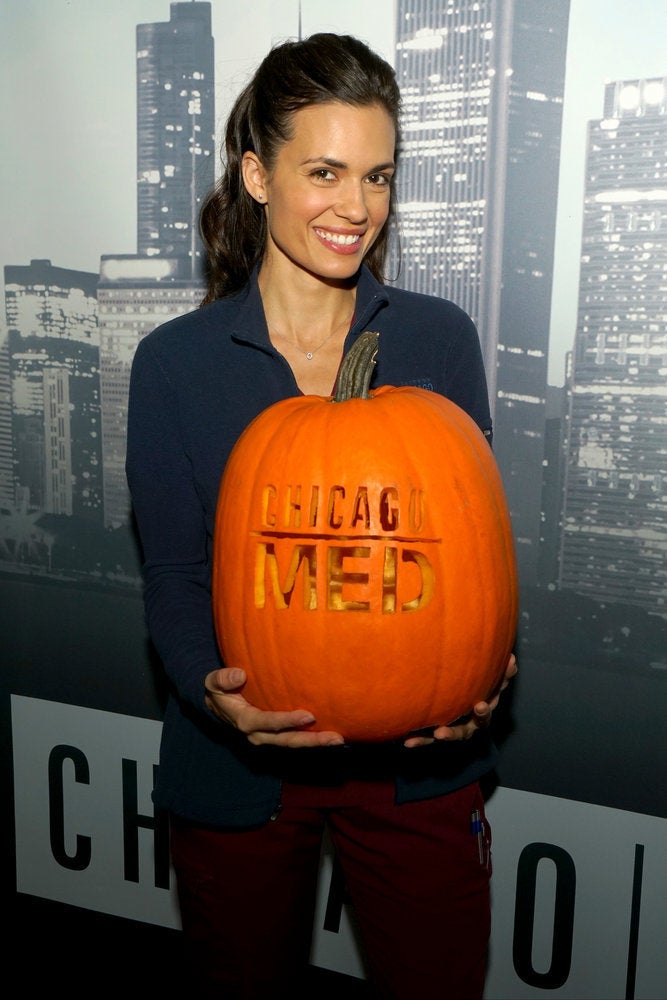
244 101 396 284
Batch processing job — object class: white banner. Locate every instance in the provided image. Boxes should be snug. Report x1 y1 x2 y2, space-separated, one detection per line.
11 696 667 997
12 694 179 928
484 789 667 999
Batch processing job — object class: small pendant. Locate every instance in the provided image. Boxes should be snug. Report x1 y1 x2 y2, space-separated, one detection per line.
305 352 314 360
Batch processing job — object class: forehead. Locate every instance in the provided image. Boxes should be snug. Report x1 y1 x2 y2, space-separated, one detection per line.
282 101 396 159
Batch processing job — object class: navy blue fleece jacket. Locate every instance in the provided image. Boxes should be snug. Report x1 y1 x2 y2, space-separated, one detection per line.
126 265 498 827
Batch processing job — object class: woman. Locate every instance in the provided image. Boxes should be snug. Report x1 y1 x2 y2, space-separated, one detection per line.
126 32 517 998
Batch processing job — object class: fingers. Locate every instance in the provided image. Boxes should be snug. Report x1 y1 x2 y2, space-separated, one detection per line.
211 654 520 751
403 719 476 748
403 655 518 750
238 707 344 747
237 706 315 734
403 734 435 748
205 666 246 695
235 705 344 747
204 669 345 747
434 721 478 742
248 728 345 749
504 653 518 683
403 696 496 748
403 726 474 748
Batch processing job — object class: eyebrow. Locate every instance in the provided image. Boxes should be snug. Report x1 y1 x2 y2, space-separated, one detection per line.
301 156 395 171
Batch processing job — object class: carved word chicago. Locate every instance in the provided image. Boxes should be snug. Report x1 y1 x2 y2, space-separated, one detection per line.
252 483 439 613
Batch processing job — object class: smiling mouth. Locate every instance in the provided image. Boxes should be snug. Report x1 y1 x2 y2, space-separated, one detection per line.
314 229 362 247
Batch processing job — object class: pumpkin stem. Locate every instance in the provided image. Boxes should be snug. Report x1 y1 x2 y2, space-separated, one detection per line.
332 330 379 402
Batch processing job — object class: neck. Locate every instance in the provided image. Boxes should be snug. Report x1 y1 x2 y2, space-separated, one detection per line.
258 266 357 346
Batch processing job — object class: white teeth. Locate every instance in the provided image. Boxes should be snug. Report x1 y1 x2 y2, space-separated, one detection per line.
315 229 361 246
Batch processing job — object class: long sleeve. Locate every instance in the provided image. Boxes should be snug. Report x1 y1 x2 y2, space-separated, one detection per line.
126 334 223 715
441 310 493 444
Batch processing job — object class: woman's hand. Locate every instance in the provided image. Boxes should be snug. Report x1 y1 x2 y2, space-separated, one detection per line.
204 667 345 748
402 653 518 749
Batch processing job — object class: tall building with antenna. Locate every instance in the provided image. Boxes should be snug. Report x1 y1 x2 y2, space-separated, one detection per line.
136 1 215 276
100 2 215 528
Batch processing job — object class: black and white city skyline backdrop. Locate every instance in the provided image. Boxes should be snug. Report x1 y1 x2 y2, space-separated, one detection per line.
2 0 666 385
1 0 665 628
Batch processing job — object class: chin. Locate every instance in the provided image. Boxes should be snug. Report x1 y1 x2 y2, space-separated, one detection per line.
297 258 361 285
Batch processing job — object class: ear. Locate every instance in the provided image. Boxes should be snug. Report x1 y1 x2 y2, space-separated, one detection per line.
242 152 268 204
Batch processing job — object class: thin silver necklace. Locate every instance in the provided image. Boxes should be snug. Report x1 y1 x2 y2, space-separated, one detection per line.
271 312 354 360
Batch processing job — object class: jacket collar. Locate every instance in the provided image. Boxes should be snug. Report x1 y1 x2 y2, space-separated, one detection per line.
228 264 390 352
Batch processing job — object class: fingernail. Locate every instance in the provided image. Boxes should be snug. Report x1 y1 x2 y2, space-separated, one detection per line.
297 714 316 726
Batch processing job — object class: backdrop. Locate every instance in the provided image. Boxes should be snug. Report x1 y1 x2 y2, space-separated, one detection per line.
2 2 666 997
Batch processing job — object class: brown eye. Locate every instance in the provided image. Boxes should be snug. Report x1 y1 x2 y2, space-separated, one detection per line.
366 173 391 187
311 168 336 182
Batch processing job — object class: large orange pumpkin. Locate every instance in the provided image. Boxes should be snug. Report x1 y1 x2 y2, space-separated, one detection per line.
213 331 518 742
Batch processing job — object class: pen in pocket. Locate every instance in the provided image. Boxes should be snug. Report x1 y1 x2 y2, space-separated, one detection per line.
471 808 484 864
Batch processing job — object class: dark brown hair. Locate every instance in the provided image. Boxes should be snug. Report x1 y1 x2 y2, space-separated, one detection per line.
199 33 401 303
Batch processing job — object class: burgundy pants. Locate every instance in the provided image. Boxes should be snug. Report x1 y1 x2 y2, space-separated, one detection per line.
170 778 491 999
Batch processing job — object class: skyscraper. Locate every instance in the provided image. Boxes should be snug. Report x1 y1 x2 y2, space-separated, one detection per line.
98 3 216 529
491 2 570 586
4 259 102 522
136 1 215 275
0 329 11 508
394 0 505 324
98 256 202 528
559 77 667 616
394 0 570 584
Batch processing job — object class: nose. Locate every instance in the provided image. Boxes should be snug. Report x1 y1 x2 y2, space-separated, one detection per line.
335 180 368 224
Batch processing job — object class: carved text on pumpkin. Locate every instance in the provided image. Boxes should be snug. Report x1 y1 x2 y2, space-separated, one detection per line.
253 540 436 613
260 484 426 533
